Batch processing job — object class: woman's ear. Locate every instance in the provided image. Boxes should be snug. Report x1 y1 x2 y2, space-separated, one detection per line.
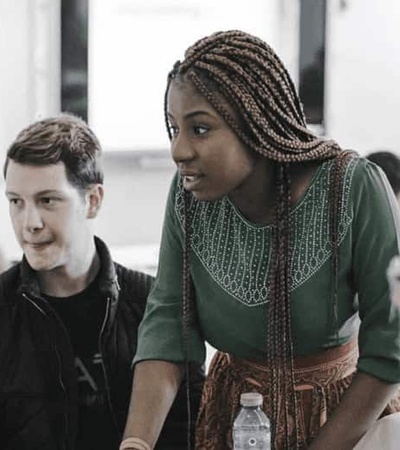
86 184 104 218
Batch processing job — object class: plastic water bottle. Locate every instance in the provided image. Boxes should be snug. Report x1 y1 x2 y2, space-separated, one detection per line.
232 392 271 450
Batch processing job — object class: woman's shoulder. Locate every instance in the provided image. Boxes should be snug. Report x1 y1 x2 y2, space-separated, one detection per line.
315 152 373 189
344 153 391 191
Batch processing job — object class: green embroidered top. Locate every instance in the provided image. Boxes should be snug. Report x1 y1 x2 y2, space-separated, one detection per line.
134 157 400 383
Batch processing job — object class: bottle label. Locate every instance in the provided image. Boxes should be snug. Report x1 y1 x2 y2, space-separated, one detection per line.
233 429 269 449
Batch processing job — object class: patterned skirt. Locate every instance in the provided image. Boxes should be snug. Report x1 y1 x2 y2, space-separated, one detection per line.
195 338 400 449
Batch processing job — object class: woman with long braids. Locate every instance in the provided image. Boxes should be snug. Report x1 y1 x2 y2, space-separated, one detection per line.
120 30 400 450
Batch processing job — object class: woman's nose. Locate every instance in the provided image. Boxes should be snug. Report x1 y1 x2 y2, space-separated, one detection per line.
171 134 196 164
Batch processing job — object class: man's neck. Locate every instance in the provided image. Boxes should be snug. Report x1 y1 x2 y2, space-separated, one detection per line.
38 246 101 298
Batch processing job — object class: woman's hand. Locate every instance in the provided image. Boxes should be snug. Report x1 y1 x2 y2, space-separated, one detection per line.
308 372 399 449
122 360 183 449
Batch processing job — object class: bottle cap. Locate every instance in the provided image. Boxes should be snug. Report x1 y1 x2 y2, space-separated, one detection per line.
240 392 263 407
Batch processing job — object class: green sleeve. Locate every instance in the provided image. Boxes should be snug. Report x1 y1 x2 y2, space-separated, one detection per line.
133 173 206 365
352 159 400 382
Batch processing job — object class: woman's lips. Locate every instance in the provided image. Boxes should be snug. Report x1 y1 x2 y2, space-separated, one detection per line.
182 174 203 190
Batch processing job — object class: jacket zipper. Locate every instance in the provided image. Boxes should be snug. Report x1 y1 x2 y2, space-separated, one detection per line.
99 292 121 436
23 293 68 450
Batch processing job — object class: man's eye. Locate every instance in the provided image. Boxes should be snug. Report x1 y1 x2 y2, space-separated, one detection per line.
193 126 209 136
9 198 21 206
41 197 55 205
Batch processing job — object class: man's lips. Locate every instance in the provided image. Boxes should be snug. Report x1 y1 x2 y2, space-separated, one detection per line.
25 241 52 249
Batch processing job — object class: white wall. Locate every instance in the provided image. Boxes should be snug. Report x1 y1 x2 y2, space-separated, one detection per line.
0 0 60 155
88 0 282 152
326 0 400 154
0 0 32 157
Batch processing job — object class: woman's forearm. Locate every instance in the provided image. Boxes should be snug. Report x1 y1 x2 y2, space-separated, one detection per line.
308 372 399 450
122 360 184 448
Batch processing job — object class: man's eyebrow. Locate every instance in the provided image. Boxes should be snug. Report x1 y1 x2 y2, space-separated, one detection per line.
34 190 63 196
5 190 19 197
5 189 63 197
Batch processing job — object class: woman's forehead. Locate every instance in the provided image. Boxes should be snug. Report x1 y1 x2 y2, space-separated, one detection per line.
167 76 239 123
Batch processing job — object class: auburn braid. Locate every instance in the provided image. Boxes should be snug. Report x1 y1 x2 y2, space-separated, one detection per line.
182 189 193 450
267 163 300 449
164 30 351 449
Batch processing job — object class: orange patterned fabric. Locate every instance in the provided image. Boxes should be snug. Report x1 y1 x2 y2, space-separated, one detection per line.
195 340 400 449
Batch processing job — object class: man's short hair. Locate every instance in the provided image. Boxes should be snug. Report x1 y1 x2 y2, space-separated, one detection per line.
3 114 103 190
366 151 400 196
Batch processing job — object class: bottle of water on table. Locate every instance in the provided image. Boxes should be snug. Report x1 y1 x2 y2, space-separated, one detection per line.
233 392 271 449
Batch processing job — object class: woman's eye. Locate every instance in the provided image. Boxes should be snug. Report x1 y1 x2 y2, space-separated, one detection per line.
193 125 209 136
169 125 178 137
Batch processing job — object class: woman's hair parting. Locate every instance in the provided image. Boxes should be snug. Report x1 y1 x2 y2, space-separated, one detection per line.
165 30 352 449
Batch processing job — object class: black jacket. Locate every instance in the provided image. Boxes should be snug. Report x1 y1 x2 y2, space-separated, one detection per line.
0 237 204 450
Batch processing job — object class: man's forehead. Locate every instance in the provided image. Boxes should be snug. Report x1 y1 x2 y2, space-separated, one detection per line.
5 161 71 194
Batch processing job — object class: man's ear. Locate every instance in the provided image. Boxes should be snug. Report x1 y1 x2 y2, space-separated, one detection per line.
86 184 104 218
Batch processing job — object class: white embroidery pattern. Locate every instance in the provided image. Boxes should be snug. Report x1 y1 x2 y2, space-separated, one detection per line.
175 158 358 306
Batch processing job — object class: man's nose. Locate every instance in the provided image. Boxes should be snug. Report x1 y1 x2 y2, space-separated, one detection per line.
23 205 44 232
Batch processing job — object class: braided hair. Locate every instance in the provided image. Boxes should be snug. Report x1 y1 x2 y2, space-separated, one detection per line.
164 30 351 449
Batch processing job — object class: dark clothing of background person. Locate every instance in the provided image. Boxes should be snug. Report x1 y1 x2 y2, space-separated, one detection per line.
0 236 204 450
366 150 400 198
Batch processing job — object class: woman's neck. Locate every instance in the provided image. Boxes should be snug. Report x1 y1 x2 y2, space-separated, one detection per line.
229 157 276 224
229 160 320 225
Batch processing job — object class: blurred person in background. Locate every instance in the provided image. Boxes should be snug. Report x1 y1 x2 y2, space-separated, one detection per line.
368 151 400 339
121 30 400 450
366 151 400 205
0 114 204 450
367 151 400 312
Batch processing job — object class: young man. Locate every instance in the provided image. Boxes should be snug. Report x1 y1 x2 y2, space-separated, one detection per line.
0 115 204 450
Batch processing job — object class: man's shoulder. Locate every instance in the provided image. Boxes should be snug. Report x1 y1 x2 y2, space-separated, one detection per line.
114 261 154 285
113 261 154 302
0 262 21 305
95 235 154 296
